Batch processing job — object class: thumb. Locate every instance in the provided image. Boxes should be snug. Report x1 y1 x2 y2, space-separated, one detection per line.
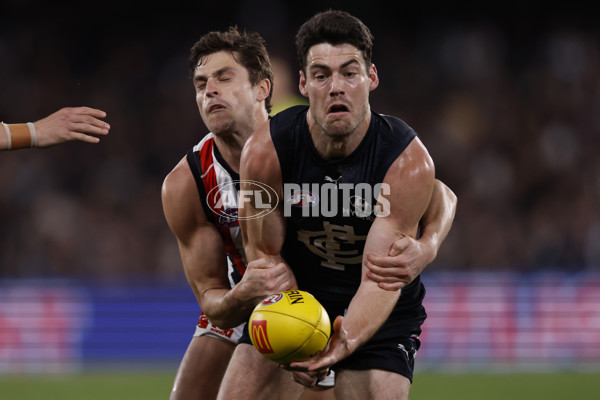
389 236 408 256
333 315 344 332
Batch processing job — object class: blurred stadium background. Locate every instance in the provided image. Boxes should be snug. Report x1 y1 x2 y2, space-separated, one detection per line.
1 1 598 398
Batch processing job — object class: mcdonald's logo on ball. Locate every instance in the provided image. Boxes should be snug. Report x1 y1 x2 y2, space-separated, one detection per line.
249 290 331 364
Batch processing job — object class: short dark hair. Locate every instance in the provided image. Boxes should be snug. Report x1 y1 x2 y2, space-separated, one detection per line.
295 10 374 73
189 26 274 113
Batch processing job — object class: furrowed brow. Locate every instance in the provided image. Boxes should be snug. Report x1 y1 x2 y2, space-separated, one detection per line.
194 66 234 83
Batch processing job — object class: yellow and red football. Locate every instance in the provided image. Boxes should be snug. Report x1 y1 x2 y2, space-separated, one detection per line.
249 290 331 365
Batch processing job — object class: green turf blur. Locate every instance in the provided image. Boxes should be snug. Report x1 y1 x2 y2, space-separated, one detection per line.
411 372 598 400
0 371 597 399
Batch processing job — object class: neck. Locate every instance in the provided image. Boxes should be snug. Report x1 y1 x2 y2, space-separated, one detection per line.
213 109 269 173
213 132 246 173
307 110 371 159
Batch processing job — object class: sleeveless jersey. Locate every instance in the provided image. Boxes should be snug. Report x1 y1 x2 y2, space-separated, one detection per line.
187 133 247 288
270 105 427 338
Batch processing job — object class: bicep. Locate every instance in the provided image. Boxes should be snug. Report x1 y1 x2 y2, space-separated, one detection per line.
161 161 231 299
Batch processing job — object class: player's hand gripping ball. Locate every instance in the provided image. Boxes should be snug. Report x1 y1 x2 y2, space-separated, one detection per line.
249 290 331 365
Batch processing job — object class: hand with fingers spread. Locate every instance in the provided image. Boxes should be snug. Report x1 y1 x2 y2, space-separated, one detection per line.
365 235 433 291
286 315 349 387
33 106 110 147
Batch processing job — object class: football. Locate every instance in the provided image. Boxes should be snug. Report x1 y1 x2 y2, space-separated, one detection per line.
249 290 331 364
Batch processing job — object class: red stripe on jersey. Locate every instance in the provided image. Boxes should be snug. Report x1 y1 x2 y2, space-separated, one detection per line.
198 138 221 216
194 134 247 281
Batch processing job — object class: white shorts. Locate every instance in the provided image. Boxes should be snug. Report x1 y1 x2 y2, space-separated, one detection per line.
317 369 335 387
193 312 244 344
194 312 334 388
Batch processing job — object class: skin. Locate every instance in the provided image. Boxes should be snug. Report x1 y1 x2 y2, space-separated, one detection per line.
166 44 455 400
1 106 110 150
288 48 434 400
162 51 330 400
219 43 437 400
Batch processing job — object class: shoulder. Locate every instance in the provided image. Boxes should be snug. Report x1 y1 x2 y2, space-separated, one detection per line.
389 137 434 180
384 137 435 204
374 112 417 143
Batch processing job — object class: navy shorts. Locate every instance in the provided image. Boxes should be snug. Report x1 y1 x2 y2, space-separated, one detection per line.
333 334 421 382
238 325 421 382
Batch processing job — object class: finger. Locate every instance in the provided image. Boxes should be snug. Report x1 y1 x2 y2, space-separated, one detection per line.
333 315 343 331
378 281 405 291
389 236 410 256
291 371 317 387
317 369 329 381
67 113 110 128
365 270 400 283
307 354 337 372
365 253 402 270
73 107 108 119
246 259 273 270
288 360 312 371
71 122 110 135
365 260 400 278
69 132 102 144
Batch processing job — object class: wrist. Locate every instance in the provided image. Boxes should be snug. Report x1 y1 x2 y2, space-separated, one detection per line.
1 122 38 149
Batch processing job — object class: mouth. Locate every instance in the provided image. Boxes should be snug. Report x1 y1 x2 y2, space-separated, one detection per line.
327 104 349 114
207 103 226 114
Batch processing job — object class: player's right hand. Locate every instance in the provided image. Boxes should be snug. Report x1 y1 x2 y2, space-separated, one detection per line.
235 258 297 305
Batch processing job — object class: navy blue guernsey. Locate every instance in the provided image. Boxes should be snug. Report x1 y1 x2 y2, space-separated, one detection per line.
270 105 427 339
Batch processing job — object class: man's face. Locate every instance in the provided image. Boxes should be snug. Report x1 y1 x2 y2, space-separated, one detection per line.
193 51 258 135
299 43 378 139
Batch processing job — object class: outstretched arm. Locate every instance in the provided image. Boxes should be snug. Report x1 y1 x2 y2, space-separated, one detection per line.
1 107 110 150
366 179 457 290
162 156 292 329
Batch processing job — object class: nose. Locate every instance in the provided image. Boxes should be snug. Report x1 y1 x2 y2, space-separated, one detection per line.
206 77 219 96
329 73 345 96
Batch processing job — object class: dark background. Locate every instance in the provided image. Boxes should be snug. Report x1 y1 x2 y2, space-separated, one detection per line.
1 1 598 282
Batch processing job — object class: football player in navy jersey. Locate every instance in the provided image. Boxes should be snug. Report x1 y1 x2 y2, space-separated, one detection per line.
218 11 456 400
163 25 455 400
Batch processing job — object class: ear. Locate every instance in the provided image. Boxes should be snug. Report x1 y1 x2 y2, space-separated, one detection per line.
298 70 308 98
256 78 271 102
368 63 379 92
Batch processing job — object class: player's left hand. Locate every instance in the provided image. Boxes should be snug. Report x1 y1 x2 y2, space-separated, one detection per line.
365 235 432 291
281 366 329 388
288 315 350 377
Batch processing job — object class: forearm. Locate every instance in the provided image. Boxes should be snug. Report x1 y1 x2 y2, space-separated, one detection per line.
199 286 257 329
341 281 400 352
